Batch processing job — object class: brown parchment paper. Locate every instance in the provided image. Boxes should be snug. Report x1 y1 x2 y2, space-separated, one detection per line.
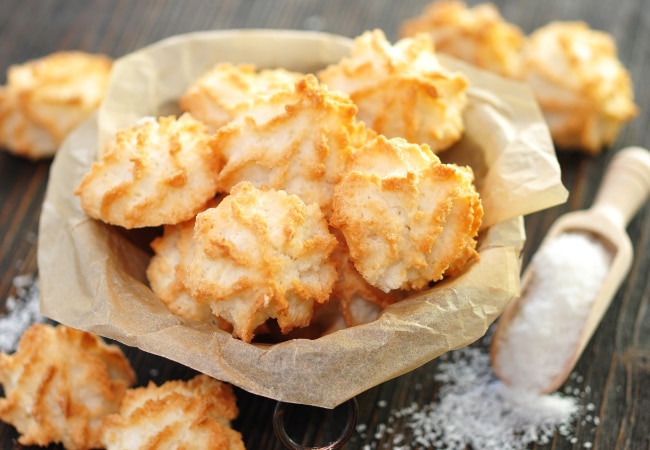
37 30 568 409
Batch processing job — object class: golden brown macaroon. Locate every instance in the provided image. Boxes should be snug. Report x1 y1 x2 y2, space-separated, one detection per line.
214 74 360 218
180 63 304 131
399 0 525 78
75 113 223 228
147 217 215 323
0 323 136 450
0 51 112 160
100 374 244 450
318 29 468 154
0 86 57 159
186 181 338 342
146 201 235 331
521 21 638 153
331 135 483 292
329 229 407 327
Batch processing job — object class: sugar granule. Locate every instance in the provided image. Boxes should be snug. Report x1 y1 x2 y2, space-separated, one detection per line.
493 232 611 393
0 274 45 353
360 345 586 450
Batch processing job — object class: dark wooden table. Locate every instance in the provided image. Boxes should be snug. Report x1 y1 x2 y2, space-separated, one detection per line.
1 1 649 449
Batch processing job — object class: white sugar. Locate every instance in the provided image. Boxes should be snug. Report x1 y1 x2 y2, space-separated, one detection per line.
360 345 585 449
0 274 45 353
408 348 579 449
494 232 611 393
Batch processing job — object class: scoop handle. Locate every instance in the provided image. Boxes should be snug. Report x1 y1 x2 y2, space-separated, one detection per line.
592 147 650 228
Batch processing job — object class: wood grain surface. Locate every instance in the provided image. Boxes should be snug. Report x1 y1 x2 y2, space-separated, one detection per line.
1 1 649 449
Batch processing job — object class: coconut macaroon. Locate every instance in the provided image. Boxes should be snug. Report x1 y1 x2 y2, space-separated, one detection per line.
329 230 407 327
100 374 244 450
318 29 468 154
147 218 215 323
331 135 482 292
0 51 112 160
332 252 407 327
186 181 338 342
180 63 304 131
0 87 58 159
214 74 360 218
521 21 638 153
399 0 525 79
0 324 136 450
75 113 223 228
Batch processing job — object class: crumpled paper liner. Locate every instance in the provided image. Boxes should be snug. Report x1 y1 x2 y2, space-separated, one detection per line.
38 29 567 408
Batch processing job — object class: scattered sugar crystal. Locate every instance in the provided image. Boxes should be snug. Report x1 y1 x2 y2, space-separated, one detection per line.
377 400 388 408
0 274 45 353
374 424 387 440
361 345 585 449
25 231 37 245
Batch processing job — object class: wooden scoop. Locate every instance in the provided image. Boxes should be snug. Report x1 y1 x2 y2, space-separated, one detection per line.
491 146 650 394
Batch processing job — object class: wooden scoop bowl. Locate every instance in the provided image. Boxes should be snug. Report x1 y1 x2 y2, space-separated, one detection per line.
491 146 650 394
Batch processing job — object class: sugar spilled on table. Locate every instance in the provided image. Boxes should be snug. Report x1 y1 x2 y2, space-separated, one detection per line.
355 336 595 449
0 273 45 353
